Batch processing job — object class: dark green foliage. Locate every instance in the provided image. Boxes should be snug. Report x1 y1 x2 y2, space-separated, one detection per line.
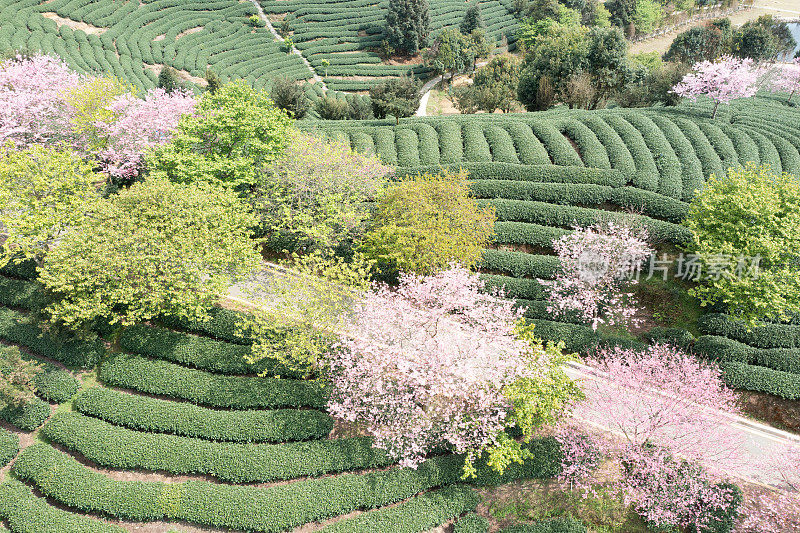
119 324 295 377
370 76 422 123
0 307 105 369
73 386 332 443
481 250 560 279
0 276 46 310
315 95 352 120
321 485 480 532
41 411 389 483
0 397 50 431
0 258 37 280
204 68 222 93
0 479 125 533
157 65 182 93
732 24 776 60
721 361 800 399
271 77 310 118
385 0 430 54
501 517 588 532
605 0 636 29
698 313 800 349
643 327 695 350
454 513 490 533
33 368 79 404
694 335 800 374
461 3 485 34
0 428 18 467
663 26 724 64
99 353 328 409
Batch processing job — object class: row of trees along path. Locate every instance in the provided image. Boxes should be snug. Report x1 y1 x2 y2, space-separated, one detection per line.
227 262 800 491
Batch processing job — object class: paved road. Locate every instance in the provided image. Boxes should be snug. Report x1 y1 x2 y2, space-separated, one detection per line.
229 262 800 490
248 0 327 90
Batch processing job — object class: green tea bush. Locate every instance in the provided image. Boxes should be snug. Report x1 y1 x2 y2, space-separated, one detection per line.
0 428 18 467
0 479 125 533
119 325 294 377
721 361 800 399
695 335 800 375
0 276 46 310
99 353 328 409
73 387 332 443
698 314 800 349
0 307 104 369
481 250 560 279
501 517 587 533
321 485 480 532
41 411 390 483
454 513 490 533
160 306 252 344
0 396 50 431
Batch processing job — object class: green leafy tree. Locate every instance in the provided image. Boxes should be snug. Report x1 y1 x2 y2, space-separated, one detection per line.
65 76 132 152
39 178 261 329
468 54 521 112
0 145 101 268
732 23 776 60
424 28 473 81
461 2 485 34
239 251 374 377
369 76 422 123
606 0 636 30
361 169 496 276
147 80 293 190
632 0 663 35
313 95 350 120
270 78 310 119
385 0 431 55
466 28 492 70
157 66 183 93
252 131 390 252
586 26 628 108
684 164 800 325
0 345 42 409
664 26 724 64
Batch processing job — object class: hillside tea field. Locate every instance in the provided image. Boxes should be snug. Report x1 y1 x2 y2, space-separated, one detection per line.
312 96 800 401
0 266 566 532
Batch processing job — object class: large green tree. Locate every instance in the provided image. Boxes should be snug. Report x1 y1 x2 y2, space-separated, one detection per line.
39 178 261 329
663 26 725 64
461 2 485 34
684 164 800 325
369 76 422 123
424 28 473 81
146 80 293 190
385 0 430 55
0 145 101 268
456 54 521 113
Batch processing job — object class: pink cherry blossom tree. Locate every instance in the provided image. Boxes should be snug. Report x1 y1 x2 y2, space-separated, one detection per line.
769 58 800 103
327 265 580 472
0 55 82 147
542 222 652 331
94 88 197 182
671 56 760 118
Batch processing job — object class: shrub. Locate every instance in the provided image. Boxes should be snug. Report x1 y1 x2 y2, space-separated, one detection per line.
0 397 50 431
0 276 46 310
454 513 490 533
270 77 310 118
361 169 496 276
370 76 421 123
0 344 41 409
315 95 351 120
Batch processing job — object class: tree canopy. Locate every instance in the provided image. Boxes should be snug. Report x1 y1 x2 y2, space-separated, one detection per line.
385 0 430 55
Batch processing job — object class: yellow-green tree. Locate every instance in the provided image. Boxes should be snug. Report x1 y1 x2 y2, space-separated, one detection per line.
0 144 101 268
685 163 800 324
361 169 496 275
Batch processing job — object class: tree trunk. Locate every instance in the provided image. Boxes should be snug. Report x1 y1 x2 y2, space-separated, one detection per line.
712 100 720 119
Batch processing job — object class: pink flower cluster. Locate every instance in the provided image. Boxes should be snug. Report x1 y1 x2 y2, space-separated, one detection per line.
0 55 81 147
542 222 652 330
672 56 760 117
95 88 196 180
0 54 196 180
327 265 533 468
768 58 800 102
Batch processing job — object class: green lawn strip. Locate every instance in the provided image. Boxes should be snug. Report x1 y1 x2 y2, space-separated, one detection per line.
99 353 328 409
119 324 297 377
72 387 332 443
319 484 479 532
12 439 561 531
41 411 390 483
0 479 124 533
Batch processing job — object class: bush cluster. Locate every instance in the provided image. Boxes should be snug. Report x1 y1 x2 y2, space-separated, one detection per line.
0 428 18 467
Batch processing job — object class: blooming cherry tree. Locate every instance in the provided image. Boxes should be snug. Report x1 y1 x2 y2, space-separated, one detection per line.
542 222 652 331
769 58 800 103
671 56 760 118
94 88 197 182
0 55 82 147
327 265 579 472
